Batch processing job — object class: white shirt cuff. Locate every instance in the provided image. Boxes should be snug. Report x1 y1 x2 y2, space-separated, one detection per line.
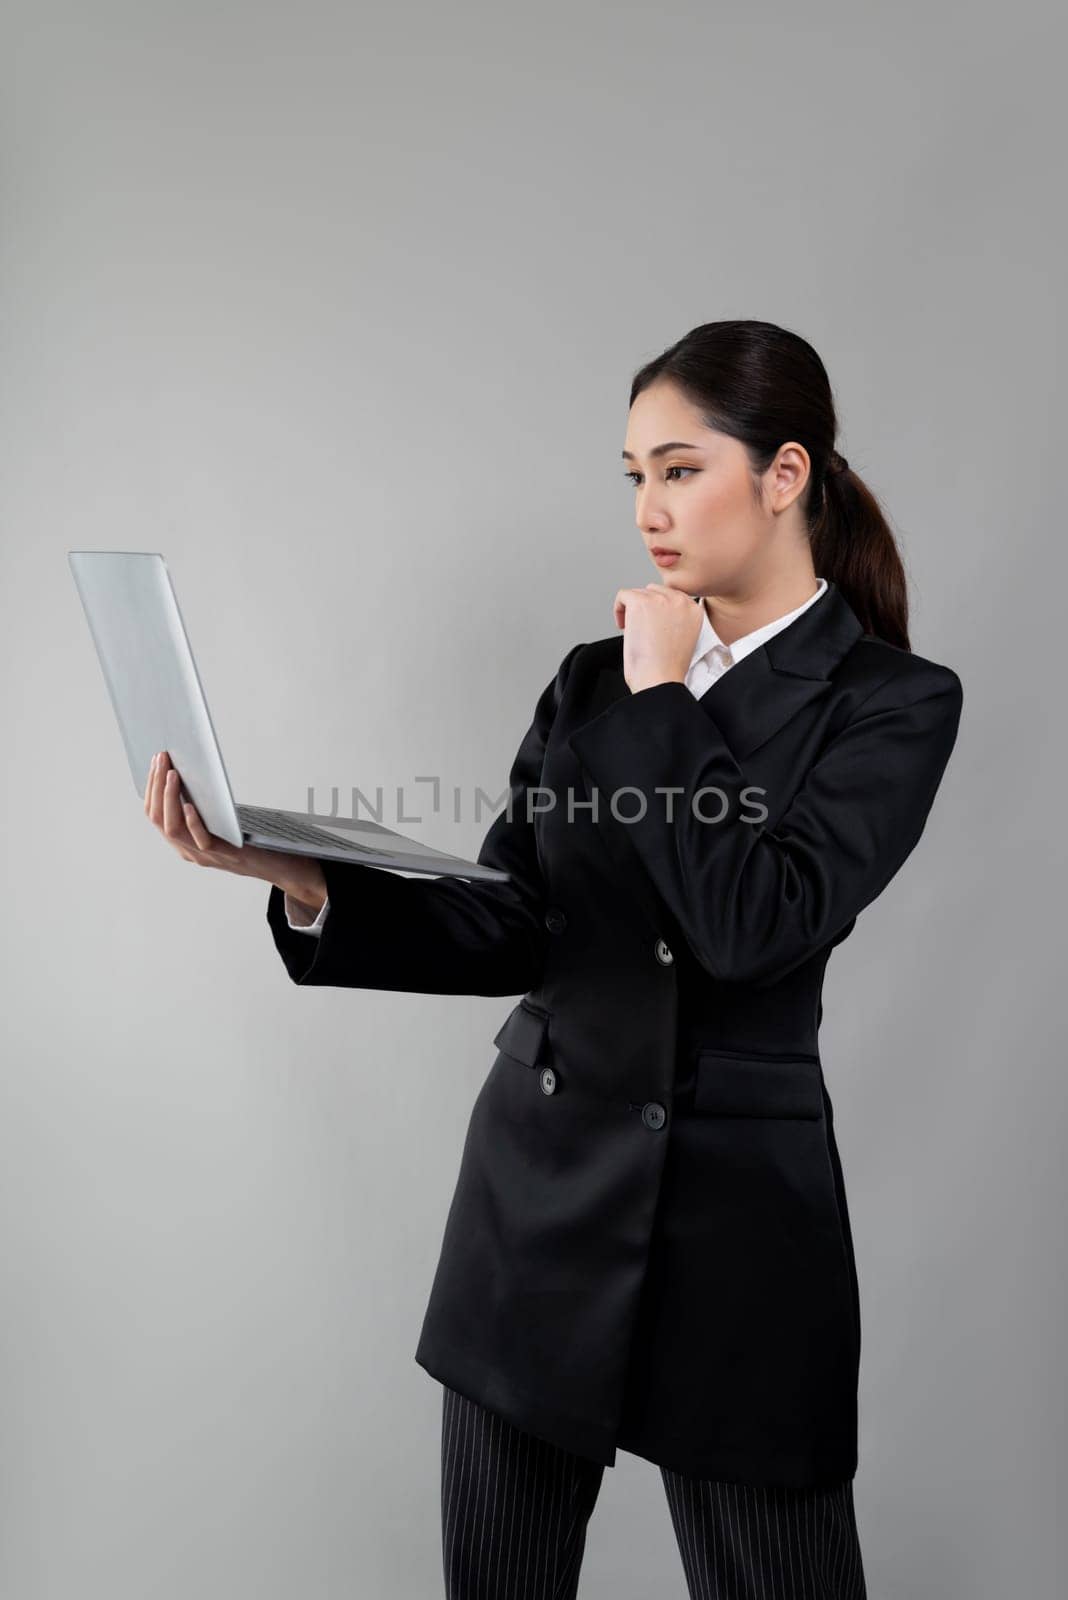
283 891 330 935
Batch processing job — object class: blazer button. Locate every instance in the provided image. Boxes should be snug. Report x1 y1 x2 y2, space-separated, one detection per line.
545 908 568 934
540 1067 557 1095
642 1101 666 1130
654 938 674 965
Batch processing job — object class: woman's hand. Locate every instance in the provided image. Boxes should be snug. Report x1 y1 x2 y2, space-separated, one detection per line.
613 583 705 695
144 750 327 910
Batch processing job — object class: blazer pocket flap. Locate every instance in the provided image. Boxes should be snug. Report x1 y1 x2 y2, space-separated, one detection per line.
694 1050 822 1119
493 999 550 1067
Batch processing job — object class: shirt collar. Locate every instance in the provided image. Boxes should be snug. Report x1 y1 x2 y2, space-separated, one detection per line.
688 576 829 672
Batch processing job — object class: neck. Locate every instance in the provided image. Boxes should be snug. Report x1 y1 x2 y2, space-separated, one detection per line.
701 574 821 648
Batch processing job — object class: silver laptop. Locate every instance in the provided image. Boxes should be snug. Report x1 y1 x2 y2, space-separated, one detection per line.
68 551 510 883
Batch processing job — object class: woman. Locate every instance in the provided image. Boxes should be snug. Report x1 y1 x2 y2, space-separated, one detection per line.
148 320 963 1598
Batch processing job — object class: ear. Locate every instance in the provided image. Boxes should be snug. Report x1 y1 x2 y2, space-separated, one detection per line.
768 442 811 512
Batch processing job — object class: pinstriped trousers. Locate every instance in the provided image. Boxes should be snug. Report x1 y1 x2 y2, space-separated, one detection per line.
441 1385 866 1599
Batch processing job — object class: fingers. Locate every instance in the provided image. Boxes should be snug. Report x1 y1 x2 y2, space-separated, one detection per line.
613 587 637 629
145 750 244 873
182 797 215 852
146 751 161 822
614 585 671 629
161 759 198 853
147 751 163 827
147 751 198 857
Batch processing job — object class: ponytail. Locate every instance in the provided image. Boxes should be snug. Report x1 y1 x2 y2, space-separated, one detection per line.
811 455 910 649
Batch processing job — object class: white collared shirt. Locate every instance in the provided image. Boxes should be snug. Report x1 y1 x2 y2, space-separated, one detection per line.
684 575 828 697
284 577 829 935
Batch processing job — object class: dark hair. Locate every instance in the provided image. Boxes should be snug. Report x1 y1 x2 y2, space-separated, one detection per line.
629 319 910 650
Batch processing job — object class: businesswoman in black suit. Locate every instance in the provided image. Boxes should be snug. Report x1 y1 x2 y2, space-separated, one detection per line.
148 320 963 1599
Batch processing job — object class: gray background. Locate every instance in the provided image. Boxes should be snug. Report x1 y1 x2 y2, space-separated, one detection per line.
2 3 1063 1595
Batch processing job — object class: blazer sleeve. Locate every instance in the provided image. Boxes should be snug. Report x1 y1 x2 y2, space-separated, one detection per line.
265 641 586 996
566 662 964 987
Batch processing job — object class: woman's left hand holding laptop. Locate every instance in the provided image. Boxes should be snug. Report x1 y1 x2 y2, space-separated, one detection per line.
144 750 327 918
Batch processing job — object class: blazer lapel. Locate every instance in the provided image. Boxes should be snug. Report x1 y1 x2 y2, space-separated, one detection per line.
584 579 865 762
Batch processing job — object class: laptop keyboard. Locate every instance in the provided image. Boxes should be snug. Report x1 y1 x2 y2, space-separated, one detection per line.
236 804 371 853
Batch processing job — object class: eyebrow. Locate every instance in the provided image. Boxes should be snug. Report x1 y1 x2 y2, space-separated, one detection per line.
621 441 703 461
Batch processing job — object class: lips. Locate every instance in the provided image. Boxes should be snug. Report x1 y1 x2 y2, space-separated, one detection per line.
650 548 680 557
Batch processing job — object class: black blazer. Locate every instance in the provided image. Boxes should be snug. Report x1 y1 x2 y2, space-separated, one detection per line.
266 579 964 1489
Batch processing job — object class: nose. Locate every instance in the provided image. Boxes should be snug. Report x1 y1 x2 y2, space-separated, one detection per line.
637 493 670 536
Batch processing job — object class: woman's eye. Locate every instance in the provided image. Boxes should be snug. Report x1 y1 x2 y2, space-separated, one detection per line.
623 466 696 486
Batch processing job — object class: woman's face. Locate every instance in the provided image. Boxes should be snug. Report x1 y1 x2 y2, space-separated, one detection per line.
622 379 809 597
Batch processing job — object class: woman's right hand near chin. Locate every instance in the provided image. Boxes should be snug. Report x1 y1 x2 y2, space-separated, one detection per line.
144 750 328 915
